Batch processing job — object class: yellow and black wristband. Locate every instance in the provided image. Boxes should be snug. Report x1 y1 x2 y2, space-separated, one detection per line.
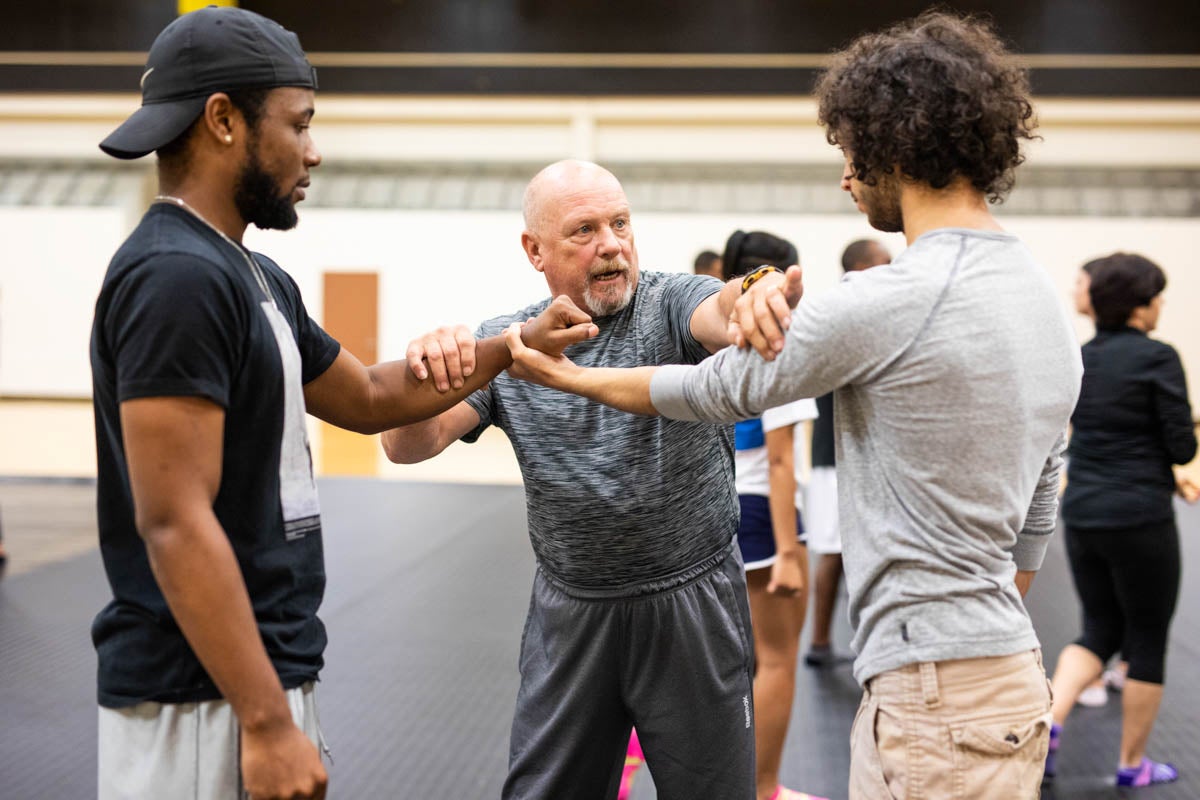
740 265 784 293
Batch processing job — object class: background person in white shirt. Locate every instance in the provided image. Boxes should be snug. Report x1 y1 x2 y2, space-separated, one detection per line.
722 229 824 800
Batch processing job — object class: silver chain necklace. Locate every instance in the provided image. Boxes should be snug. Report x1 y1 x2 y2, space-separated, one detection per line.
153 194 278 308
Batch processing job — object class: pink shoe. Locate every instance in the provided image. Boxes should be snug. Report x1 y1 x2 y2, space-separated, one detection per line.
769 787 831 800
1116 758 1178 787
617 730 644 800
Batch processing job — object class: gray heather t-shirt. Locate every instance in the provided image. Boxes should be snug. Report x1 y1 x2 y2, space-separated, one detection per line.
464 270 737 588
650 229 1082 683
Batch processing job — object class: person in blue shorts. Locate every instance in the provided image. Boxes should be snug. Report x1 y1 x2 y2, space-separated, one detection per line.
723 230 824 800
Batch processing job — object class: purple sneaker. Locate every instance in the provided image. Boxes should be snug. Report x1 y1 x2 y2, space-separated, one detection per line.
1116 758 1179 787
1044 723 1062 780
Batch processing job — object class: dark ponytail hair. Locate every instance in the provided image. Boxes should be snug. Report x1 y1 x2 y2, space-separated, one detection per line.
721 230 798 281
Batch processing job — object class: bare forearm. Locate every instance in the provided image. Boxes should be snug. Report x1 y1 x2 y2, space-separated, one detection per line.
382 402 482 464
686 279 743 353
143 514 290 732
767 461 800 556
1015 569 1036 598
352 336 509 433
715 277 742 323
381 417 444 463
557 365 660 416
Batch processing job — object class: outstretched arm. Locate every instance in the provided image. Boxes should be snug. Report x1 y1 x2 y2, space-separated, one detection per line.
507 273 895 425
505 322 660 415
307 296 598 434
381 402 481 464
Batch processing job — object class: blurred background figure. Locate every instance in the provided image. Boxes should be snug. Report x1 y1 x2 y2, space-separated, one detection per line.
693 249 722 279
620 231 819 800
0 297 5 576
722 229 825 800
1073 258 1101 318
804 238 890 669
1047 253 1198 788
1072 256 1127 709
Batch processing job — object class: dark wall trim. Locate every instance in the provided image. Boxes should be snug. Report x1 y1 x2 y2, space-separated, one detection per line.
1 58 1199 97
9 1 1199 55
4 0 1197 96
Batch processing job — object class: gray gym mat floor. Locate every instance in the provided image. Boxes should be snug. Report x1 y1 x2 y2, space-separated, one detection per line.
0 478 1197 799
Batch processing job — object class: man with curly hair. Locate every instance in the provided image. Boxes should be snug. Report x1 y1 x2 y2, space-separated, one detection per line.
501 11 1083 799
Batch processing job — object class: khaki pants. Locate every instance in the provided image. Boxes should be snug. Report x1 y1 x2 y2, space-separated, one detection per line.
849 650 1052 800
98 682 329 800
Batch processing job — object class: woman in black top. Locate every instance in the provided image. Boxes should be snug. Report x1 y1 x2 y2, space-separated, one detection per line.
1046 253 1198 788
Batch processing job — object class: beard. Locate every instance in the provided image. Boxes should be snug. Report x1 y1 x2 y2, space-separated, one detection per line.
583 258 637 317
234 144 299 231
859 172 904 233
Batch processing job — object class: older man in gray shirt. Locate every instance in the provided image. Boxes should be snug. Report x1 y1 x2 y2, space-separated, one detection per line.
383 159 803 800
507 11 1081 800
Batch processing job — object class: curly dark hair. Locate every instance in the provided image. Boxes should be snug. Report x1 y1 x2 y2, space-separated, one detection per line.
815 10 1037 203
1088 252 1167 331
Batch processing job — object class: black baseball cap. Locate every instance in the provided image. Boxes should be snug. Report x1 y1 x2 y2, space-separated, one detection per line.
100 6 317 160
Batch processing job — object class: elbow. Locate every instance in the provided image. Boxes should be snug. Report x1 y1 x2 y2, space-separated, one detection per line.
131 493 219 556
386 449 431 465
767 460 796 492
1171 439 1198 466
381 431 407 463
135 514 193 556
380 430 432 464
389 452 424 465
767 453 794 476
136 518 173 548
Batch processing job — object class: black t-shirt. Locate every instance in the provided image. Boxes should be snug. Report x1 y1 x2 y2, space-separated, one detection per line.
811 392 836 468
89 203 340 708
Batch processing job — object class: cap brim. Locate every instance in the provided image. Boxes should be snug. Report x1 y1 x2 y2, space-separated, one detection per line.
99 97 207 160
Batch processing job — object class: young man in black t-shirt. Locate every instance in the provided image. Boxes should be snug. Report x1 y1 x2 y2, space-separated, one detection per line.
92 9 596 798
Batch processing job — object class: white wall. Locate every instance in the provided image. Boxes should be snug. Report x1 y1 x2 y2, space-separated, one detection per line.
1001 217 1200 353
246 210 909 350
4 206 1196 402
1 97 1197 403
0 207 121 396
247 211 1200 405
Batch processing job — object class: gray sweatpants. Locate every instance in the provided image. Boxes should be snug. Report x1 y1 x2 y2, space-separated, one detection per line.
502 542 756 800
98 681 328 800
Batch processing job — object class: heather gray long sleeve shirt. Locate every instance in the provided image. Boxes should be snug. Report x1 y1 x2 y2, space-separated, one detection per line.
650 228 1082 683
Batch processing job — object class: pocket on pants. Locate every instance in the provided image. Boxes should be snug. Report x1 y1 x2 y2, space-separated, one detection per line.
950 710 1051 800
849 691 897 800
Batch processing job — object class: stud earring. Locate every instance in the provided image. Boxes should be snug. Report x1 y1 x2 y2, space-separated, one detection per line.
224 135 233 144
